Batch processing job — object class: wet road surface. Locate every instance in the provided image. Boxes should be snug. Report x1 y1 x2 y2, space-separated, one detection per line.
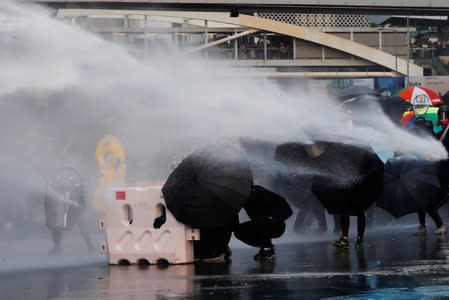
1 225 449 299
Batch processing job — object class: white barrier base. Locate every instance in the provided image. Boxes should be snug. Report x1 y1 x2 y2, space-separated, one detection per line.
105 186 199 265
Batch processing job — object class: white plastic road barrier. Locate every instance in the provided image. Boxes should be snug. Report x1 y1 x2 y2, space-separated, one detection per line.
105 186 200 265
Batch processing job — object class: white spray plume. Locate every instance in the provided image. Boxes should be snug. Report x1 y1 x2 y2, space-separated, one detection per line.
1 1 446 170
0 0 447 270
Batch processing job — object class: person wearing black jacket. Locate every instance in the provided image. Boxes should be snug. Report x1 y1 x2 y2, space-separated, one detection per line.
412 117 448 236
234 184 293 260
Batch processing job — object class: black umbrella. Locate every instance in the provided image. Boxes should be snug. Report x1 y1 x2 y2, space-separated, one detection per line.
310 142 384 215
274 141 383 215
377 156 443 218
442 90 449 105
162 144 253 229
379 96 414 124
45 167 84 230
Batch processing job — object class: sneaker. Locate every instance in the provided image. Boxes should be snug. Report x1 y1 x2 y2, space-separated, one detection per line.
436 225 447 235
254 247 275 261
414 225 427 236
332 237 349 249
355 237 364 249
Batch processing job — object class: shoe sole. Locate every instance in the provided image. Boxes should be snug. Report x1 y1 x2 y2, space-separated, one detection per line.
254 255 275 261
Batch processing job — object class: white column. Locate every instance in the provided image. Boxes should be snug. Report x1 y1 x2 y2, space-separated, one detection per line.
264 33 267 61
144 15 149 53
293 37 296 61
234 29 238 60
379 31 382 50
204 20 208 59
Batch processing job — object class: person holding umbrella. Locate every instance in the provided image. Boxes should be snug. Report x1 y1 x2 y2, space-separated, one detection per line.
161 143 254 262
307 142 384 250
317 104 384 249
380 117 448 236
332 214 366 249
412 117 448 236
324 144 368 249
234 183 293 260
415 202 447 236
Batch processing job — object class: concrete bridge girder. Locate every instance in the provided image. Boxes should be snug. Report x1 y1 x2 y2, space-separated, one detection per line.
58 9 423 76
21 0 449 15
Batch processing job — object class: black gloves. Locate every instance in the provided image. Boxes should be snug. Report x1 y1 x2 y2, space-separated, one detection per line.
153 216 166 229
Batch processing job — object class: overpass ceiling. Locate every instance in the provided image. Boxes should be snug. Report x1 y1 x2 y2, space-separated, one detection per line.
20 0 449 16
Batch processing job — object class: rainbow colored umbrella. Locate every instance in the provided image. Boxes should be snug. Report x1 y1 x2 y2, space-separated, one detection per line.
394 86 443 107
399 107 443 134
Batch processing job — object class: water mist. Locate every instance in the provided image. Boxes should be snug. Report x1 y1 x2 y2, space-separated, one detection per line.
0 0 446 266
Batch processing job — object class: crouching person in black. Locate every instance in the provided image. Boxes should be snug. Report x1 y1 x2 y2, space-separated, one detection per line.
234 184 293 261
153 203 236 262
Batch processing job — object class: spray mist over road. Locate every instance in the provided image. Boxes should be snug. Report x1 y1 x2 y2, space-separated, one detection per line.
0 0 446 268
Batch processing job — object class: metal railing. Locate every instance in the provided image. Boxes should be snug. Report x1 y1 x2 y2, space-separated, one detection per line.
410 48 438 60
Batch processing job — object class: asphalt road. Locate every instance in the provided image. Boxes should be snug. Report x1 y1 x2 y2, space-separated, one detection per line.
1 224 449 299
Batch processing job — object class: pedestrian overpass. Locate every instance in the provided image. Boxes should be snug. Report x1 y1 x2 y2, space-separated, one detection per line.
19 0 445 77
20 0 449 15
56 9 423 77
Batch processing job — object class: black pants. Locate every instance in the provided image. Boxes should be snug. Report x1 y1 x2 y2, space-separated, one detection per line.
418 209 443 228
340 214 366 239
194 226 234 259
234 218 286 248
